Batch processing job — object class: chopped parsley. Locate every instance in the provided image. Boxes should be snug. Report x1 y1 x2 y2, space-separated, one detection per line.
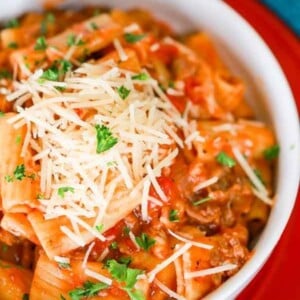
34 36 48 50
253 169 265 185
123 226 130 236
124 33 145 44
5 18 19 28
69 281 108 300
40 12 55 35
0 111 5 117
58 262 71 269
58 186 75 198
40 67 59 81
0 69 12 79
169 209 179 222
131 73 149 81
5 164 35 182
192 196 212 206
117 85 131 100
110 241 118 250
95 224 104 232
7 42 18 49
22 294 29 300
89 22 99 30
95 124 118 154
2 244 8 253
216 151 236 168
36 193 45 200
67 34 85 47
135 233 155 251
15 135 22 145
119 256 132 266
106 259 143 289
263 144 280 161
58 59 73 74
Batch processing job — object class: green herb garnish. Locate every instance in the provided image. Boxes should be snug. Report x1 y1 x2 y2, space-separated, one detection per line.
67 34 85 46
0 111 5 117
95 224 104 232
263 144 280 161
58 187 75 198
131 73 149 81
58 262 71 269
89 22 99 30
22 294 29 300
110 241 118 250
169 209 179 222
40 13 55 35
69 281 108 300
216 151 236 168
117 85 131 100
40 67 59 81
5 164 26 182
0 69 12 79
192 196 212 206
95 125 118 154
135 233 155 251
7 42 18 49
119 256 132 266
34 36 48 50
5 18 19 28
124 33 145 43
15 135 21 145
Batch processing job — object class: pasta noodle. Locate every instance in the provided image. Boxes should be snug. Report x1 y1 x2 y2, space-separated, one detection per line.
0 6 279 300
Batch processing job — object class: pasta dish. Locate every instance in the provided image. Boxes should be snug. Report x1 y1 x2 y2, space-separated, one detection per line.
0 7 279 300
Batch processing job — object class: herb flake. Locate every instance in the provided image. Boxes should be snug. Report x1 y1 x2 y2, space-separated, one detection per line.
117 85 131 100
192 196 212 206
58 186 75 198
69 281 108 300
169 209 179 222
95 125 118 154
124 33 145 43
216 151 236 168
5 18 19 28
263 144 280 161
67 34 85 47
135 233 155 251
34 36 48 50
131 73 149 81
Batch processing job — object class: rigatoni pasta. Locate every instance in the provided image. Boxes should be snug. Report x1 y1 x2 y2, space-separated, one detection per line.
0 6 279 300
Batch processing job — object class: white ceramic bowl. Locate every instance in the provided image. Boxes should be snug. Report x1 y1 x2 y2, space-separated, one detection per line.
1 0 300 299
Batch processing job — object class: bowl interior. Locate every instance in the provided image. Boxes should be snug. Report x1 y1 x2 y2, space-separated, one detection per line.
1 0 299 299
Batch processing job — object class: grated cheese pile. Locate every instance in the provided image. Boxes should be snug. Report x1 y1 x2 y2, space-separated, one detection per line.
7 59 185 244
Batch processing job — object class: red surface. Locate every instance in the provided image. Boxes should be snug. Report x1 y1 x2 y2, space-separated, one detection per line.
224 1 300 299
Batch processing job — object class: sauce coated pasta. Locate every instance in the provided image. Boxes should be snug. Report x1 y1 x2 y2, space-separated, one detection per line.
0 6 279 300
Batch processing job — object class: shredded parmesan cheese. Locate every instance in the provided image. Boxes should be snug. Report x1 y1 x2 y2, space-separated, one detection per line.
84 268 113 285
154 279 186 300
82 241 95 269
193 176 219 193
184 263 237 279
147 243 192 282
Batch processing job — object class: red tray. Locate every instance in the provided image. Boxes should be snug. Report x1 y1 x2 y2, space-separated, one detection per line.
224 1 300 299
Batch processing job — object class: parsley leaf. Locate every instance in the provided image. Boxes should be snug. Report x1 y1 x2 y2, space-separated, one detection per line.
95 124 118 154
34 36 48 50
131 73 149 81
126 288 145 300
110 241 118 250
119 256 132 266
216 151 236 168
263 144 280 160
135 233 155 251
58 187 75 198
89 22 99 30
5 18 19 28
0 69 12 79
67 34 85 46
58 262 71 269
7 42 18 49
15 135 22 145
95 224 104 232
69 281 108 300
40 13 55 35
22 294 29 300
192 196 212 206
106 259 143 289
124 33 145 43
40 67 59 81
58 59 73 74
0 111 5 117
117 85 131 100
13 164 25 181
169 209 179 222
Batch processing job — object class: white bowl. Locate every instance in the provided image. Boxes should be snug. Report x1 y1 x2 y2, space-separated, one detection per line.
1 0 300 299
